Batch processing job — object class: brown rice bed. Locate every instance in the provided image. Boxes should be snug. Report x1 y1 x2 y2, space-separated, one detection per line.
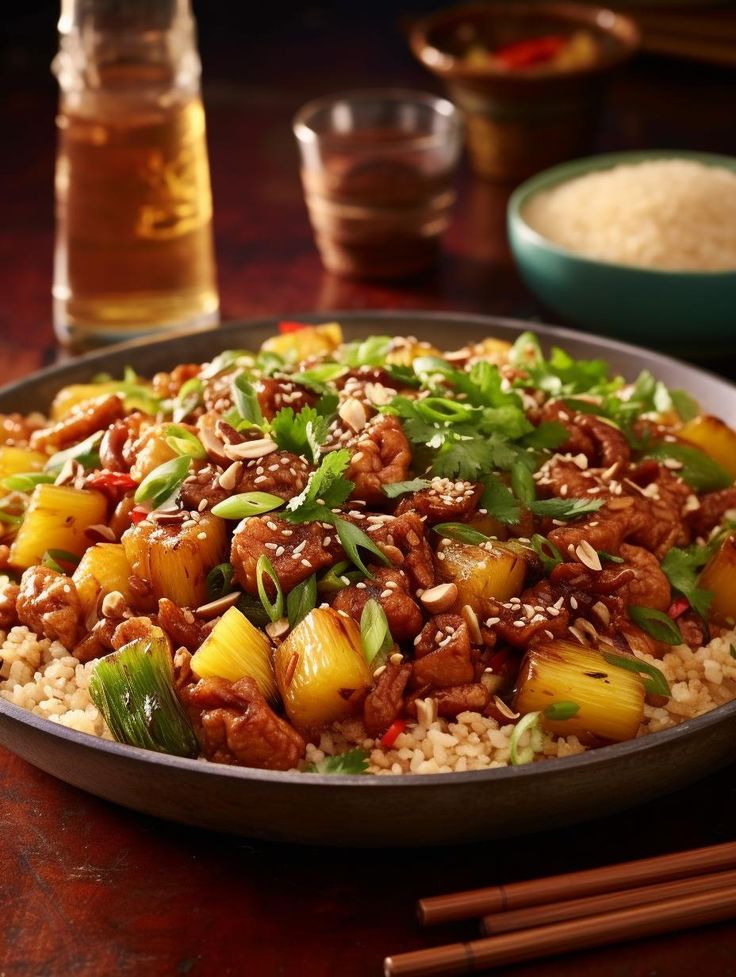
2 620 735 774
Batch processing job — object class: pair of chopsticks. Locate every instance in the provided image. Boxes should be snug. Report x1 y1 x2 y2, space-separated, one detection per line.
384 840 736 976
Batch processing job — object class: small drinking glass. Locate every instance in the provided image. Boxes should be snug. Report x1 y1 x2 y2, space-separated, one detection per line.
293 88 462 280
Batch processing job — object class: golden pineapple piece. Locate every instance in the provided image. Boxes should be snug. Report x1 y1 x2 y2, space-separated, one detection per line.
698 534 736 626
435 538 526 613
385 339 442 367
129 427 178 482
72 543 133 619
50 379 157 421
260 322 342 362
0 446 48 480
191 606 278 704
464 337 513 366
122 511 227 607
514 639 646 743
9 484 107 569
274 607 371 728
678 415 736 479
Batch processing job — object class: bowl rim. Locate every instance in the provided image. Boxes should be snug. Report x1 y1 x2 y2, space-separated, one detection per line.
1 309 735 791
508 148 736 279
408 0 640 82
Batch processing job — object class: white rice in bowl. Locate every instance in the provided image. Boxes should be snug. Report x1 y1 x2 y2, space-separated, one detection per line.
522 158 736 272
3 615 735 774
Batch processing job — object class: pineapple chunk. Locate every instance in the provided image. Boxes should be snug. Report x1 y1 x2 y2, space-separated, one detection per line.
129 427 178 482
514 640 645 742
385 339 442 367
465 337 513 366
122 511 227 607
260 323 342 362
0 446 48 480
72 543 133 619
9 484 107 569
274 607 371 727
51 379 156 421
436 539 526 613
191 606 278 703
679 415 736 479
698 534 736 626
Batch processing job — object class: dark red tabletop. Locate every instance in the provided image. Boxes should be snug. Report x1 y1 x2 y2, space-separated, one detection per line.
2 7 736 976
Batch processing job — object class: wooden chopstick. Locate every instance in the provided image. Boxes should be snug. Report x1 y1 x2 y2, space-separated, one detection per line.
481 866 736 934
417 840 736 926
385 885 736 977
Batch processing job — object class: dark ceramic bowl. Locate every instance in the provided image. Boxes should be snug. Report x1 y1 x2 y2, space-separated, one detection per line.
1 311 734 847
408 1 640 181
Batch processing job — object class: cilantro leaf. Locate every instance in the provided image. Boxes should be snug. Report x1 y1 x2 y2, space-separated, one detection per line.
629 606 682 646
431 437 496 481
382 478 432 499
520 422 569 451
669 389 700 423
285 450 353 522
528 497 605 520
661 545 714 620
305 748 370 775
270 406 329 464
643 443 732 492
479 475 521 525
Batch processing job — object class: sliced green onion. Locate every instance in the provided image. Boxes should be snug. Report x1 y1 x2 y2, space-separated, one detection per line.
599 550 625 564
200 349 254 381
172 377 204 423
413 397 474 425
433 523 490 546
295 363 348 392
45 430 103 473
211 492 284 520
317 561 363 593
206 562 235 601
232 372 264 426
255 553 284 623
511 459 536 506
0 510 22 526
528 497 605 520
236 592 272 629
360 598 393 665
42 548 81 573
509 711 543 765
530 534 563 573
543 701 580 721
89 635 199 757
164 424 207 460
629 605 683 646
287 574 317 629
2 472 56 492
334 517 390 579
134 455 191 508
602 651 671 697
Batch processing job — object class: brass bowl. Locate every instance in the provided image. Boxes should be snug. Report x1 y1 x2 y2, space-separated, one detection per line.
409 1 640 182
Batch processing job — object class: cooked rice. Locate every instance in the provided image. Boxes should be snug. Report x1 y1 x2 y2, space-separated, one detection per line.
522 159 736 272
2 611 735 774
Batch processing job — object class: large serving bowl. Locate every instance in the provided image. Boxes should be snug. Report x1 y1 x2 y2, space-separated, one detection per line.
409 1 639 181
508 150 736 350
1 311 735 846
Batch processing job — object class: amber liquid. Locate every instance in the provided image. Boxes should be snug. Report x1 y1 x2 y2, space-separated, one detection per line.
54 73 218 346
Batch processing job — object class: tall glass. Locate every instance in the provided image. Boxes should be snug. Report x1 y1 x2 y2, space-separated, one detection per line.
52 0 219 348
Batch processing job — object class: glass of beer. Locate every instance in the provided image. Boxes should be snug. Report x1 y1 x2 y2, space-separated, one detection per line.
52 0 219 348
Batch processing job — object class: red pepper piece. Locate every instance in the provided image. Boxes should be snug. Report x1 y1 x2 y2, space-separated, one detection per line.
130 504 150 525
278 320 309 334
381 719 407 749
668 596 690 620
495 34 566 70
87 470 138 492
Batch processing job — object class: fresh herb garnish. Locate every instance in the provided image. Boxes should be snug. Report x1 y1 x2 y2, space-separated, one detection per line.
339 336 393 368
42 548 81 573
520 422 569 451
530 534 563 573
164 424 207 460
543 701 580 721
206 562 235 601
598 550 625 564
255 554 284 624
382 478 432 499
2 472 56 492
334 518 390 578
287 574 317 629
293 363 348 393
171 377 204 423
360 598 393 665
317 561 363 593
270 405 330 463
199 349 253 381
211 492 285 520
285 450 353 522
45 431 103 473
433 523 490 545
528 497 605 521
643 443 732 492
509 711 544 765
602 651 671 697
134 455 191 509
231 373 265 427
479 475 521 526
629 605 683 646
511 459 536 506
305 747 370 775
661 544 715 621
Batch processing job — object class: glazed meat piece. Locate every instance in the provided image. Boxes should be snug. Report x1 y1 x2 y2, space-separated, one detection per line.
363 661 412 737
0 412 44 447
346 415 411 504
361 510 435 592
255 377 317 421
687 486 736 540
625 465 692 558
156 598 207 651
534 401 596 459
180 451 313 512
151 363 201 399
231 516 340 594
574 413 631 469
412 614 474 689
407 683 490 719
615 543 671 612
485 582 571 648
183 675 306 770
331 567 423 641
395 477 481 525
16 566 82 648
30 394 124 452
73 618 116 663
98 413 147 472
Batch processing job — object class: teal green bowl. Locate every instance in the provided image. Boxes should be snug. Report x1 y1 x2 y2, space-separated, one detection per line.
508 150 736 352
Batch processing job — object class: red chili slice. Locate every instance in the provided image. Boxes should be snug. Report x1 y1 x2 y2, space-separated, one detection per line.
381 719 407 749
495 34 566 70
278 320 309 334
130 504 150 525
87 470 138 492
667 596 690 620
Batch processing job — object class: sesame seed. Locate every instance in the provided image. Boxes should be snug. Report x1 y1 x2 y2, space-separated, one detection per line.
265 542 278 550
275 546 285 557
486 617 500 626
267 521 278 531
512 620 526 628
196 531 207 541
570 596 579 610
380 589 392 599
300 559 311 568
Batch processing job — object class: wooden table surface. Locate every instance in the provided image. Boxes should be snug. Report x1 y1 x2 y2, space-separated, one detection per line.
2 7 736 976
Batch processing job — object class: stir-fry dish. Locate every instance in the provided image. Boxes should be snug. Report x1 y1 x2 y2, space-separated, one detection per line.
1 323 736 776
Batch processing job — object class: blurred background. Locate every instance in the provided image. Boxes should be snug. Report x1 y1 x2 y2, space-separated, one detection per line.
1 1 734 361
